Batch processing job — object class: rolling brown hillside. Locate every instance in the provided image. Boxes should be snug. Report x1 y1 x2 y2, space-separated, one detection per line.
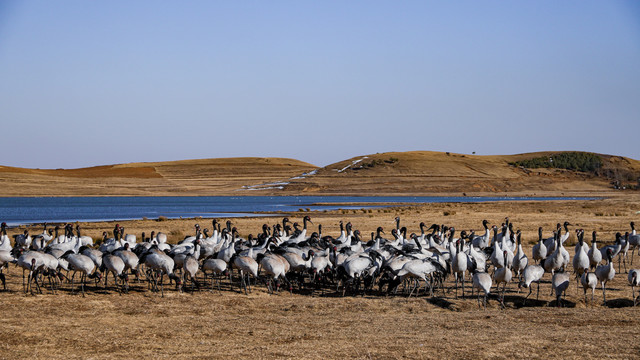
1 151 638 196
281 151 640 196
0 158 317 196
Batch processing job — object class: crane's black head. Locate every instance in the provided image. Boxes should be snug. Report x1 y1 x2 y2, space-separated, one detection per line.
377 227 384 234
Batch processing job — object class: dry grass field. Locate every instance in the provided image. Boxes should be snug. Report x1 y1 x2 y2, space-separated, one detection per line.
2 196 640 359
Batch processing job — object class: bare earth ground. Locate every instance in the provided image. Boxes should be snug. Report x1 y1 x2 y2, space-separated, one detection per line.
2 196 640 359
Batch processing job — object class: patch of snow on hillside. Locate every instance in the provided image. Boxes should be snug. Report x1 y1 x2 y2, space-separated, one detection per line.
336 157 369 173
290 169 318 180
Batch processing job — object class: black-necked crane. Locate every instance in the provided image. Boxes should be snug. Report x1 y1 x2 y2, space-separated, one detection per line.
75 225 94 246
471 220 491 249
229 253 258 295
551 271 570 307
543 231 563 275
257 252 290 294
494 250 512 307
202 257 228 292
512 231 528 280
451 239 468 299
39 252 62 294
139 248 182 297
114 243 140 281
217 228 238 264
600 232 623 273
394 256 443 297
183 254 200 291
628 269 639 306
519 264 544 305
14 230 32 249
581 270 597 304
620 232 631 273
472 270 492 310
532 227 547 265
310 249 333 285
285 216 313 244
0 223 11 252
490 228 505 271
0 249 14 290
629 222 640 265
588 231 602 270
62 250 101 297
595 248 616 304
79 245 103 272
559 221 572 245
102 253 128 293
14 248 46 294
573 230 590 289
31 223 53 251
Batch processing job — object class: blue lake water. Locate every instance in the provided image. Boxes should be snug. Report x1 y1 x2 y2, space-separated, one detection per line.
0 196 595 225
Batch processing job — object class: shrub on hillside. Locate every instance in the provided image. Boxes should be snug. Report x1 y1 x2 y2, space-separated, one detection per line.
509 152 603 173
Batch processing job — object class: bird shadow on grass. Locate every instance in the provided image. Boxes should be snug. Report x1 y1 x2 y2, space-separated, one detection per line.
503 295 547 309
547 299 577 308
426 297 457 310
603 298 635 308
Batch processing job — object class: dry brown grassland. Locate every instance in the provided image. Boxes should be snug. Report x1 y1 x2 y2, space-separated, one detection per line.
1 195 640 359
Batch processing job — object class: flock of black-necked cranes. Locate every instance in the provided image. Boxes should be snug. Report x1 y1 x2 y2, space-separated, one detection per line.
0 217 639 309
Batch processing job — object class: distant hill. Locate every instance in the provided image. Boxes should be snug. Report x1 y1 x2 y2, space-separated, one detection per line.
281 151 640 196
1 151 638 196
0 158 317 196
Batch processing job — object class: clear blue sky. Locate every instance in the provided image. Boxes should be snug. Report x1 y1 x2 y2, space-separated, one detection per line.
1 1 639 169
